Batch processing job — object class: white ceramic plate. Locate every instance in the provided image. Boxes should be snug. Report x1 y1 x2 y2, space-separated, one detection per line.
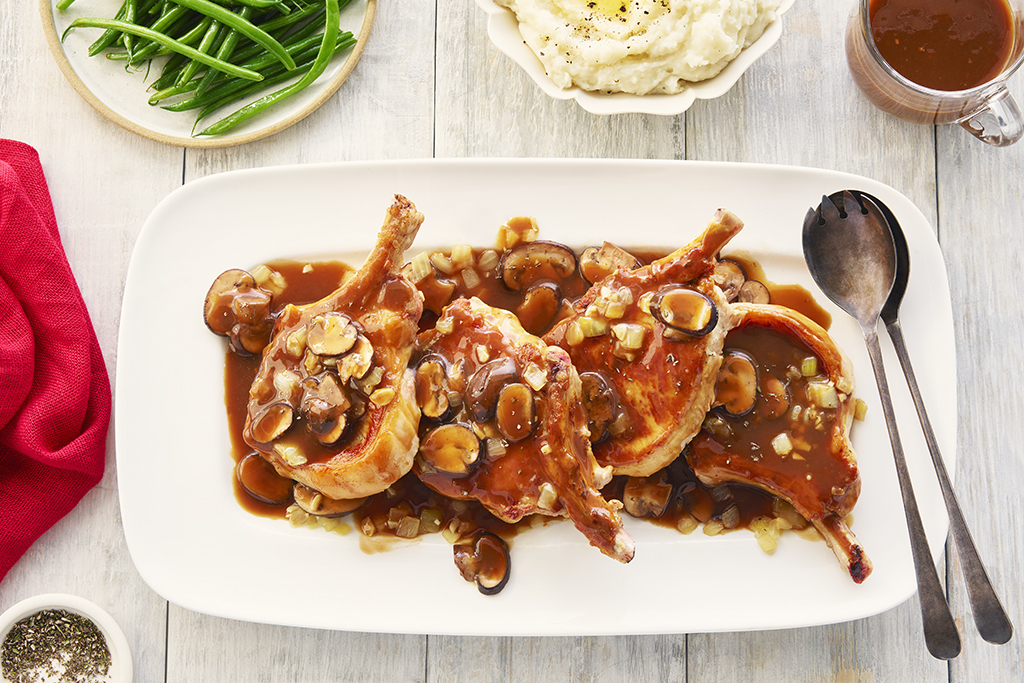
40 0 375 147
117 159 955 635
476 0 795 115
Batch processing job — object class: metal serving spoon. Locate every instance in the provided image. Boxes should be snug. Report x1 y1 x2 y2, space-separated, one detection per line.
842 191 1013 646
802 191 961 660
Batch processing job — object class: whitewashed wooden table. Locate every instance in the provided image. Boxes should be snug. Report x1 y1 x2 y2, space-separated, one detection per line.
2 0 1022 680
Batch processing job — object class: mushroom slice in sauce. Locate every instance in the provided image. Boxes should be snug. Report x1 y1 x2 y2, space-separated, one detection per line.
301 374 351 446
415 355 451 420
500 240 578 291
250 402 296 444
712 259 746 302
236 452 293 505
204 268 274 355
650 285 719 337
465 357 518 422
453 531 511 595
579 242 642 285
337 336 374 383
759 375 790 419
714 350 758 417
307 312 359 356
621 472 673 518
579 372 617 443
293 483 365 517
516 282 562 336
495 382 535 443
738 280 771 304
418 423 482 477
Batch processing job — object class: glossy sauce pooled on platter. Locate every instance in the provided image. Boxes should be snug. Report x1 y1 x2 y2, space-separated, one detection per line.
210 209 869 592
221 232 834 534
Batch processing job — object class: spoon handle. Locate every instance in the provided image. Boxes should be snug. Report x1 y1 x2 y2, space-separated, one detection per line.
862 326 962 660
885 318 1014 645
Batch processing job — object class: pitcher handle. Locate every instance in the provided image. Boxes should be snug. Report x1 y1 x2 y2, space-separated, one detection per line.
959 87 1024 147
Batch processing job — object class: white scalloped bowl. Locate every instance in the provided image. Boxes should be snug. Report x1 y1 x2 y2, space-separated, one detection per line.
477 0 795 115
0 594 132 683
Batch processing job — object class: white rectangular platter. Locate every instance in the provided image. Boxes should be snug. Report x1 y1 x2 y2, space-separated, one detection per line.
116 159 956 635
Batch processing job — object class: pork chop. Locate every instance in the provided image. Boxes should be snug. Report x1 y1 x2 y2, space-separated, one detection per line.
544 209 744 476
242 195 425 501
413 296 635 564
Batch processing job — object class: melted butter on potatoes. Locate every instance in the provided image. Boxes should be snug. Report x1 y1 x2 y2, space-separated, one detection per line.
498 0 781 95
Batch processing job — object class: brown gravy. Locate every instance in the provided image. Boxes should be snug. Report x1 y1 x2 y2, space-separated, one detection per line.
870 0 1014 91
222 244 834 543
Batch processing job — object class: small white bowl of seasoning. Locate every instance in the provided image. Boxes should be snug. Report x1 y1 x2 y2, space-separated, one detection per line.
0 594 132 683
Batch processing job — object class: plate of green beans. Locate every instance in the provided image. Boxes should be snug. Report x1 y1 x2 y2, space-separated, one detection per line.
41 0 375 147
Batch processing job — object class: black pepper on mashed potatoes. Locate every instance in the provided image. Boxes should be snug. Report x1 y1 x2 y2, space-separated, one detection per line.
497 0 781 95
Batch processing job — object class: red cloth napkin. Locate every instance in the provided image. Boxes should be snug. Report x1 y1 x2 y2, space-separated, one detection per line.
1 139 111 582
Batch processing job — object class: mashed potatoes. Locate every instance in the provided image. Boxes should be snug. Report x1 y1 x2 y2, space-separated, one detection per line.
496 0 781 95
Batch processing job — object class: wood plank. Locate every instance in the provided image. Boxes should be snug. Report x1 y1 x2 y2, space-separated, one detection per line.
1 7 183 683
428 635 686 681
936 102 1024 681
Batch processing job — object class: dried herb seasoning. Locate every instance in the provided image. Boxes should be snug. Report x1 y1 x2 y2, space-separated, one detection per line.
1 608 111 683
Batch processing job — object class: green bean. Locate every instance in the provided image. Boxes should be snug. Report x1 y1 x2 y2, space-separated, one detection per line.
122 4 189 62
234 0 291 9
194 5 250 96
177 18 223 86
193 10 325 95
250 2 323 34
121 0 138 57
191 34 355 126
87 0 131 56
149 22 304 102
63 18 264 81
165 0 296 70
163 30 353 112
197 0 338 135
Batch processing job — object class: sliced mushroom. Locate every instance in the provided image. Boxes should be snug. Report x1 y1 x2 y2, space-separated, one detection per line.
301 374 351 445
495 382 535 443
419 423 482 477
516 282 562 336
415 355 451 420
306 313 359 356
622 472 673 518
738 280 771 304
714 350 758 417
250 402 296 444
205 269 256 335
759 375 790 419
580 372 617 443
713 259 746 302
337 336 374 383
650 286 719 337
579 242 642 285
465 357 517 422
453 531 511 595
500 240 577 291
204 269 274 355
293 483 365 517
236 452 293 505
231 322 274 356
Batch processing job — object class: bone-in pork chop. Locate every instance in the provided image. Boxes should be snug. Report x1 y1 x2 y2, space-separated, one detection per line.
544 209 743 477
413 297 634 564
686 303 872 583
242 195 425 501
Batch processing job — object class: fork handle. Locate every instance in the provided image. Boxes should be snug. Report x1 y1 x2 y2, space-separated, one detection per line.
885 318 1014 645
